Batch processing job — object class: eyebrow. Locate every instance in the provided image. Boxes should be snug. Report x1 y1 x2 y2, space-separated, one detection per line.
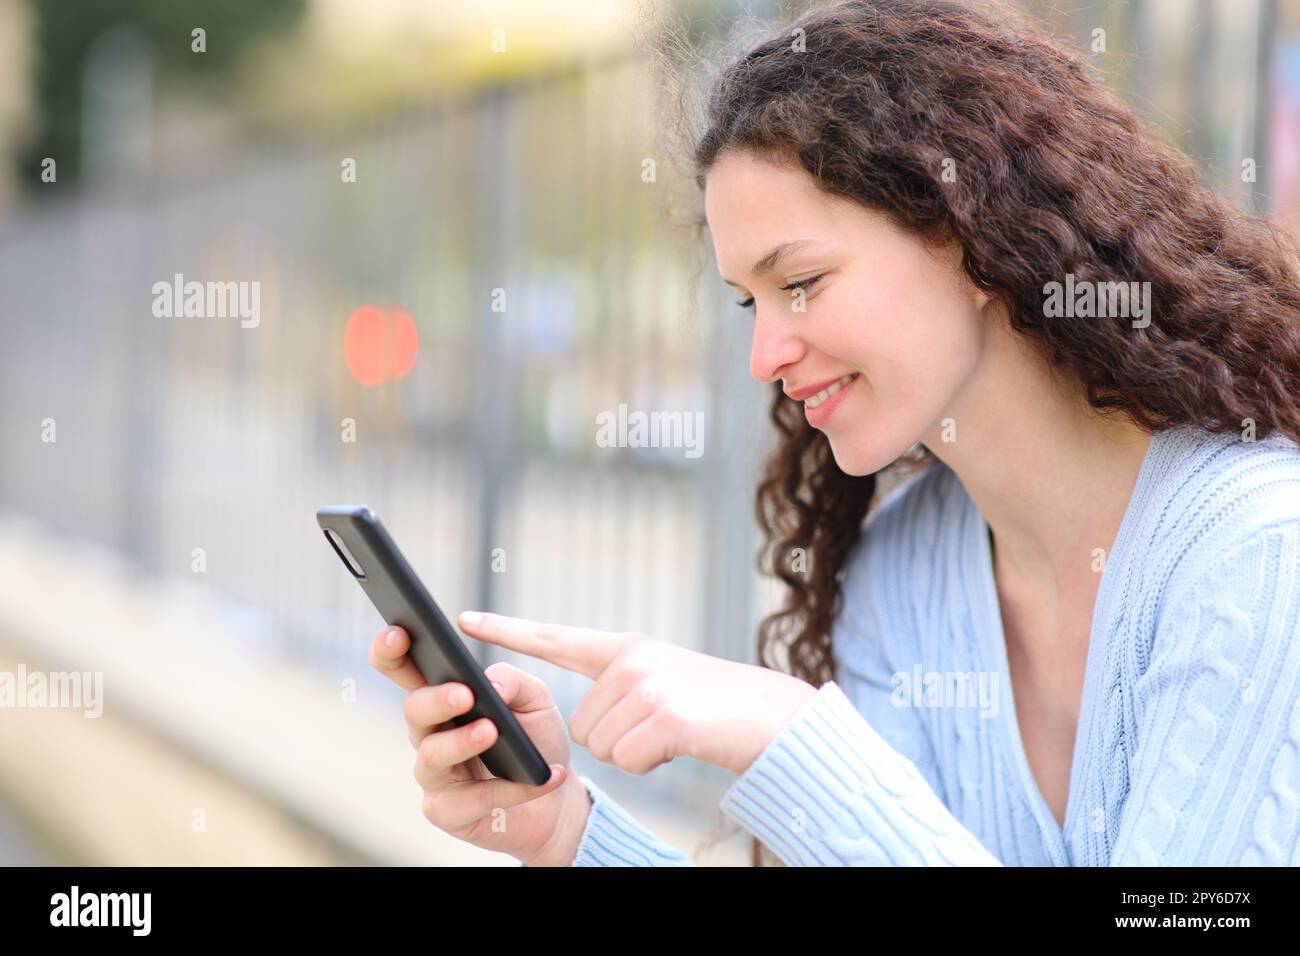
720 239 816 288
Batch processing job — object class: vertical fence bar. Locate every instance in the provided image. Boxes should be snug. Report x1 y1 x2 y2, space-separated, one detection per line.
471 88 519 666
1251 0 1277 214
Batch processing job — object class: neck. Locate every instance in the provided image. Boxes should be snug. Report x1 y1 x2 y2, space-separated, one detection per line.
921 315 1154 604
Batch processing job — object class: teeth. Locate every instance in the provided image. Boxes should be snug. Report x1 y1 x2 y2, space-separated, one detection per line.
805 374 856 409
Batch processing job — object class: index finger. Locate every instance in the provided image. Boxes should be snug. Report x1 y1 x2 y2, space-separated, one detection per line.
457 611 634 679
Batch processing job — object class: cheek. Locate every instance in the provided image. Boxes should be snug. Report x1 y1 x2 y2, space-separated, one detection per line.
822 290 978 417
878 319 978 416
817 263 980 388
817 281 890 364
877 263 982 379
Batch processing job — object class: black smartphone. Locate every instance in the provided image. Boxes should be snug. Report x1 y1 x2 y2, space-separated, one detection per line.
316 505 553 786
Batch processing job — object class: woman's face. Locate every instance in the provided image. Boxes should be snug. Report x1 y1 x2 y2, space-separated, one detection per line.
704 149 993 476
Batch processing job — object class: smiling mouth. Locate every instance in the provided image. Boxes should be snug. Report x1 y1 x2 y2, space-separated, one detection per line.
804 373 858 409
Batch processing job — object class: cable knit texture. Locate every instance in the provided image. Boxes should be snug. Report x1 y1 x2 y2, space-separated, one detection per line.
566 425 1300 865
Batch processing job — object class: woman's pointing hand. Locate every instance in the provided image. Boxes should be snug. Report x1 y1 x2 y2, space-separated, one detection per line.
457 611 818 777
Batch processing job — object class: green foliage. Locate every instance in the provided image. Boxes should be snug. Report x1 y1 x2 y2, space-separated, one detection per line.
19 0 306 191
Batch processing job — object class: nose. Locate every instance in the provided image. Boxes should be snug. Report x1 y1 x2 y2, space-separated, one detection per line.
748 306 804 384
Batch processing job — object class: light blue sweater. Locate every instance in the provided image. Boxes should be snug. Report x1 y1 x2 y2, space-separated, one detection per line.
568 424 1300 866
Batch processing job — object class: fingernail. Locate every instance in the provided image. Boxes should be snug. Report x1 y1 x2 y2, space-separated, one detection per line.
490 681 504 695
460 610 482 626
385 629 399 647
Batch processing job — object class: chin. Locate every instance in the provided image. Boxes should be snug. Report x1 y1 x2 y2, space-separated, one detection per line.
827 431 922 477
826 438 886 477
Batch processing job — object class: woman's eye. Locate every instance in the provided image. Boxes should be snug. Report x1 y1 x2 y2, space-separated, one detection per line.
779 273 825 295
733 273 823 311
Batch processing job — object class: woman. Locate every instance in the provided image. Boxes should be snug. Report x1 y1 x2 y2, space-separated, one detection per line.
370 0 1300 866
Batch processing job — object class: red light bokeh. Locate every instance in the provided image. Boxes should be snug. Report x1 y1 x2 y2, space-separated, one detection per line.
344 305 419 387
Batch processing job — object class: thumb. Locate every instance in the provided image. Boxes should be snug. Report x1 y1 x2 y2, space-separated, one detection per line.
484 661 555 714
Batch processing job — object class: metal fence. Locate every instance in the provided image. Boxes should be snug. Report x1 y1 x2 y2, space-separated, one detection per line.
0 54 773 809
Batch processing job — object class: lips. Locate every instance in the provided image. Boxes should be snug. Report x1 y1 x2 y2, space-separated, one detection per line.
801 372 859 427
784 372 859 403
803 373 857 409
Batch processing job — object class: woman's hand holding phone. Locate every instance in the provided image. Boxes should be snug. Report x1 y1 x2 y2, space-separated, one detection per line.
369 625 593 867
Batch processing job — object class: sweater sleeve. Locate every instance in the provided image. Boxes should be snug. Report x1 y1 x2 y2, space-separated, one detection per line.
717 678 1003 865
568 774 697 866
712 501 1003 867
1109 520 1300 865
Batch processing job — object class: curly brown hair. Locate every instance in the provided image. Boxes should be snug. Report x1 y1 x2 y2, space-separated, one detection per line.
679 0 1300 866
